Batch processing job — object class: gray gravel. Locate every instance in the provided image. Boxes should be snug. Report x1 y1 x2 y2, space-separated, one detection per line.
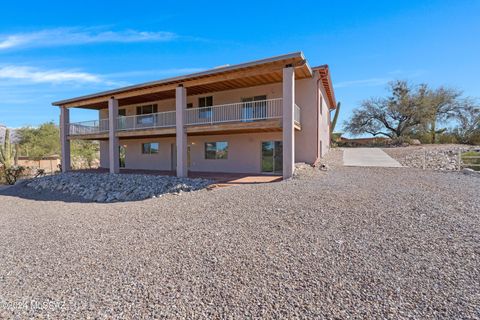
25 172 211 202
0 161 479 318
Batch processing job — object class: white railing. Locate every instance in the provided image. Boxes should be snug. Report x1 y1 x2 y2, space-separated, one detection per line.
67 99 300 136
294 104 301 126
69 119 109 135
117 111 176 131
185 98 283 126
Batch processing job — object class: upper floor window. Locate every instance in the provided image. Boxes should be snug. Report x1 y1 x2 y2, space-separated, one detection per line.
198 96 213 119
136 104 158 125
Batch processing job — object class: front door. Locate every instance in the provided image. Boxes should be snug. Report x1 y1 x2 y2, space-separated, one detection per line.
261 141 282 174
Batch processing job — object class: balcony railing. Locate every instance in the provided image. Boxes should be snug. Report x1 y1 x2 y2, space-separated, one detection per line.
117 111 176 131
185 98 283 126
67 98 301 136
294 104 301 126
69 119 109 135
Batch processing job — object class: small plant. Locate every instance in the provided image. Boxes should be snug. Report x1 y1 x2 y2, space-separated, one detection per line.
3 165 25 185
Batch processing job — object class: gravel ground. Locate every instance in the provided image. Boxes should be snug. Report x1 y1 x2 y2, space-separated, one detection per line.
0 156 479 318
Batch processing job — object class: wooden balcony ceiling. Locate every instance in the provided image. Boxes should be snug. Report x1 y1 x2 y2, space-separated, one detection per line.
52 52 312 110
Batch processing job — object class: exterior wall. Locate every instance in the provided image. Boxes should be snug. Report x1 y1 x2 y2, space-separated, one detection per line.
293 74 332 163
188 132 281 173
122 137 176 171
100 132 282 174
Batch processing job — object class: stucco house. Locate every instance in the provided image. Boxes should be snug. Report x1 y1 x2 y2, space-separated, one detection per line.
52 52 336 179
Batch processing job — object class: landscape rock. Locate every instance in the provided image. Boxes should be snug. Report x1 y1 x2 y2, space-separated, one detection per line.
25 172 212 202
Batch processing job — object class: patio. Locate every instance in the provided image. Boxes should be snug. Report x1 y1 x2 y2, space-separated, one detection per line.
74 168 282 185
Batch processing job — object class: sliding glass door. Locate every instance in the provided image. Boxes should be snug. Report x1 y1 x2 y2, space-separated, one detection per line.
261 141 282 174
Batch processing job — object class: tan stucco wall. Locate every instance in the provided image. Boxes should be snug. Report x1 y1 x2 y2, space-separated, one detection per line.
100 132 283 173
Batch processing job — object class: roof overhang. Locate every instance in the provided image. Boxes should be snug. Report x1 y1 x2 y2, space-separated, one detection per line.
312 65 337 109
53 52 313 109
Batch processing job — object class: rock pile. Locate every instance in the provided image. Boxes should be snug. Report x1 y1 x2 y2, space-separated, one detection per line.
26 172 212 202
400 146 479 171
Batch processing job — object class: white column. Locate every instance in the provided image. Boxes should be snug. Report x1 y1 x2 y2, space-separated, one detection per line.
108 98 119 174
282 66 295 179
176 86 188 177
60 107 71 172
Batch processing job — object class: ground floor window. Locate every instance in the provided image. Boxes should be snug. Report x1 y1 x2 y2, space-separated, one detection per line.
261 141 282 173
205 141 228 159
142 142 159 154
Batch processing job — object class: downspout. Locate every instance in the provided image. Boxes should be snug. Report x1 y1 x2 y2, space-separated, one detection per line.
313 71 322 166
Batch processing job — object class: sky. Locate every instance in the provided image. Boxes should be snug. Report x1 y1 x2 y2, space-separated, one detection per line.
0 0 479 132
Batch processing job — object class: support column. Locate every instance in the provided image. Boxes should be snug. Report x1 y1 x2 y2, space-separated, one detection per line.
60 107 71 172
176 86 188 177
108 98 119 174
282 66 295 179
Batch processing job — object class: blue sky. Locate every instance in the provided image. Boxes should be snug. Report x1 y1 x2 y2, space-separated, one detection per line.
1 0 479 131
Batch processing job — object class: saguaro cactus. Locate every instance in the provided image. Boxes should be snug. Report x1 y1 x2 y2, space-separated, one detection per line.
0 128 15 168
330 102 341 134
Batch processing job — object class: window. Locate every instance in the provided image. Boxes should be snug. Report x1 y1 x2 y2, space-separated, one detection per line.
198 96 213 119
205 141 228 159
118 109 126 117
142 142 159 154
187 103 193 109
136 104 158 126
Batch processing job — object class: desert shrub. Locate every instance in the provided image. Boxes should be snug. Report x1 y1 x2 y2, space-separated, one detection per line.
1 165 26 185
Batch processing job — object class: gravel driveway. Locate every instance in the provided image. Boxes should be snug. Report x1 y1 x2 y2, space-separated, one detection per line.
0 155 479 318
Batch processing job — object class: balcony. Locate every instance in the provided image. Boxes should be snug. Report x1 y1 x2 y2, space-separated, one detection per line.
69 119 109 136
185 98 282 126
68 98 300 138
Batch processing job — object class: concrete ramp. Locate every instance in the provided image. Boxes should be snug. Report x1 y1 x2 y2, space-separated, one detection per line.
343 148 402 167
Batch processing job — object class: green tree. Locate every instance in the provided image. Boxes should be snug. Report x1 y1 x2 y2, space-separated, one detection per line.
71 140 100 169
17 122 60 159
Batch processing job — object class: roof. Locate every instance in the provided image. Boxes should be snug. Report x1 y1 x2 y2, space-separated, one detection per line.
312 65 336 109
52 52 336 109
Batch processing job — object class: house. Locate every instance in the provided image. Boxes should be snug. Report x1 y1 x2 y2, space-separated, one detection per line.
52 52 336 179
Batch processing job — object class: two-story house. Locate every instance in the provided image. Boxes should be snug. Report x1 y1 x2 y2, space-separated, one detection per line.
52 52 336 179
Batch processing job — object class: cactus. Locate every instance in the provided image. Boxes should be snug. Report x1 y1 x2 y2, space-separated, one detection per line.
0 128 15 168
330 102 341 134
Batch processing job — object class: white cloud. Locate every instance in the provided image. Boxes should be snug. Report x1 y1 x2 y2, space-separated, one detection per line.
0 65 108 84
0 27 177 50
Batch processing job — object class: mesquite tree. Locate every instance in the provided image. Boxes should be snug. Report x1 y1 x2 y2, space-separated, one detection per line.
344 81 431 138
